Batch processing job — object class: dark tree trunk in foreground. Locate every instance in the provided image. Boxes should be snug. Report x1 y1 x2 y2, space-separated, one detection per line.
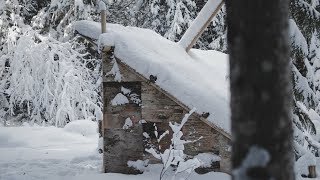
226 0 295 179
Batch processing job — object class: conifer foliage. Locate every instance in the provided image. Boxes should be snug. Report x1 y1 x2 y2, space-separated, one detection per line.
0 0 101 126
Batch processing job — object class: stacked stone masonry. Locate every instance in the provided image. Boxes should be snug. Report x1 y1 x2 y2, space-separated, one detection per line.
101 50 231 174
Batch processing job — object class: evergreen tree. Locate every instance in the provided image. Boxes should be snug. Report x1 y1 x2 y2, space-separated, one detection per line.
0 0 101 126
142 0 198 42
289 0 320 163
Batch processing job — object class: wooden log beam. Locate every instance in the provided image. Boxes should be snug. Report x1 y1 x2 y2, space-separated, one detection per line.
179 0 224 52
308 165 317 178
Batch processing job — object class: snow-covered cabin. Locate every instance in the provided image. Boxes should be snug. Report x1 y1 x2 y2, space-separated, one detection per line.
75 11 230 174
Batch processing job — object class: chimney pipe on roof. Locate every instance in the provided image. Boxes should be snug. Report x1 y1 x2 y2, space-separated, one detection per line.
179 0 224 52
99 1 107 33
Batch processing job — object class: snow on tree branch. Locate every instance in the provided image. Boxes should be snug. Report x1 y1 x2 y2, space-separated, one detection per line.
145 108 201 180
1 29 101 126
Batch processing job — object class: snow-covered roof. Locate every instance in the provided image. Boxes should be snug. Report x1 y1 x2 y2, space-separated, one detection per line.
74 20 231 134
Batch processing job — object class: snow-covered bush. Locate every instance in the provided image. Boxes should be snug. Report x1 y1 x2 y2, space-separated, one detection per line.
0 0 102 127
0 29 101 126
145 108 202 180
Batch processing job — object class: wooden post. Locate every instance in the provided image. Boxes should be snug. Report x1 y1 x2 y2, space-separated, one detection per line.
99 1 111 52
179 0 224 52
308 165 317 178
99 1 107 33
99 1 107 172
101 10 106 33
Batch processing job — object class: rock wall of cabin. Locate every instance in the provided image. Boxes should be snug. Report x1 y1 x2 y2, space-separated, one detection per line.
140 81 231 172
102 81 144 174
102 50 145 174
102 51 231 173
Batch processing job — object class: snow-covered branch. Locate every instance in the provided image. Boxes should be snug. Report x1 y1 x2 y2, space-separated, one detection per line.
1 29 101 126
145 108 201 180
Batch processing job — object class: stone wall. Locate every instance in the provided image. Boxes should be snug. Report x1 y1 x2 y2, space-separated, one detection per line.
102 51 231 173
140 81 231 172
102 81 144 174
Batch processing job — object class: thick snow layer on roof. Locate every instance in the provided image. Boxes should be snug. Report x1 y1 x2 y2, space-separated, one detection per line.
74 20 123 41
74 20 230 133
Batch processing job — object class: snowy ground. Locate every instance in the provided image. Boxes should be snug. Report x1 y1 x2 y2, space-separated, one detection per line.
0 121 231 180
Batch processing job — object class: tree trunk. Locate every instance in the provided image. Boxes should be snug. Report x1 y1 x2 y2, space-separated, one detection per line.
226 1 295 179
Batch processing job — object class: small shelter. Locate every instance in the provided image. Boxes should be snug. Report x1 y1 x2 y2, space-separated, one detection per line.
75 0 231 174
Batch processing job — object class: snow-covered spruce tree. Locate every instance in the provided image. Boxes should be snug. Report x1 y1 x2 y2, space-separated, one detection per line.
162 0 197 41
0 0 27 124
1 29 101 126
289 0 320 163
30 0 98 41
0 0 102 126
189 0 227 51
104 0 150 28
199 4 226 51
134 0 195 41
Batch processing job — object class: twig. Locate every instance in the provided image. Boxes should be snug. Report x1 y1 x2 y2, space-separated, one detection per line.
305 136 320 149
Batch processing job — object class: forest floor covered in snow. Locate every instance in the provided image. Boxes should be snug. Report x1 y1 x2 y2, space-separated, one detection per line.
0 120 230 180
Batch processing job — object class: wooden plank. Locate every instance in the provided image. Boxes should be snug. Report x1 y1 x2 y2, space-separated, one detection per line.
114 57 231 140
308 165 317 178
179 0 224 52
